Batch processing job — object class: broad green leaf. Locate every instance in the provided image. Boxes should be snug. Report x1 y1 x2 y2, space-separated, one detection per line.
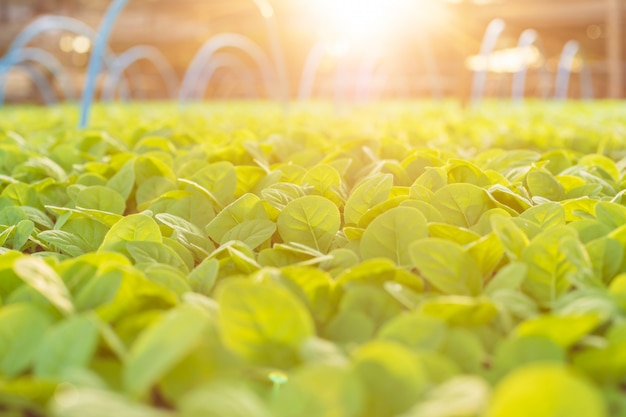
402 376 490 417
440 328 486 374
37 230 89 257
467 233 504 278
107 158 136 200
352 341 427 417
514 314 600 348
428 223 481 245
271 365 363 417
74 270 123 312
75 185 126 215
487 364 606 417
147 190 215 230
360 207 427 267
519 202 565 229
414 167 447 192
180 383 271 417
520 227 579 306
0 303 52 377
188 258 219 296
188 161 237 207
344 174 393 226
99 213 162 256
337 284 403 331
302 164 344 206
377 313 447 351
12 219 34 251
595 201 626 230
335 258 423 293
493 336 565 377
277 195 340 253
33 314 99 378
525 170 566 201
269 266 334 324
218 279 314 368
51 387 174 417
431 183 495 228
484 262 527 294
400 200 445 223
420 296 498 326
205 193 268 243
134 155 177 186
586 237 622 284
13 256 74 315
325 310 375 344
221 220 275 249
135 176 177 207
410 238 482 296
127 241 188 272
124 305 210 397
0 205 28 226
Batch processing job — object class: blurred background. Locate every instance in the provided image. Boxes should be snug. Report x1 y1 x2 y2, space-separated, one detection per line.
0 0 623 103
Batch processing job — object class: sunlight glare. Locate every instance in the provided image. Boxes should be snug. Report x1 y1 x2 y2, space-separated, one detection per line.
306 0 446 46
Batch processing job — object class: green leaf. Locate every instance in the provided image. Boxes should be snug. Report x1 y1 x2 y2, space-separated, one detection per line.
13 256 74 315
360 207 427 267
33 314 99 378
344 174 393 226
493 336 566 377
519 202 565 229
420 296 498 326
377 313 447 351
127 241 188 272
188 161 237 208
277 196 340 253
188 258 219 296
124 305 210 397
271 365 363 417
12 219 34 251
302 163 344 205
525 170 566 201
0 303 52 377
352 341 427 417
514 314 600 348
75 185 126 215
586 237 622 284
217 279 314 368
410 238 482 296
520 227 579 306
205 193 268 243
180 383 271 417
37 230 89 257
107 159 136 200
595 201 626 229
431 183 495 228
99 213 162 257
487 364 606 417
221 220 275 249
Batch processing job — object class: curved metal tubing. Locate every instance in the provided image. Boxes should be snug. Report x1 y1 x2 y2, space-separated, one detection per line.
252 0 289 103
511 29 552 102
471 18 506 104
554 40 594 100
80 0 129 128
102 45 179 101
298 40 328 101
179 32 279 104
193 52 260 100
0 15 128 106
10 64 58 105
0 47 75 106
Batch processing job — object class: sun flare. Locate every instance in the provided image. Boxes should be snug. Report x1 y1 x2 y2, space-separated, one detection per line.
303 0 448 46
